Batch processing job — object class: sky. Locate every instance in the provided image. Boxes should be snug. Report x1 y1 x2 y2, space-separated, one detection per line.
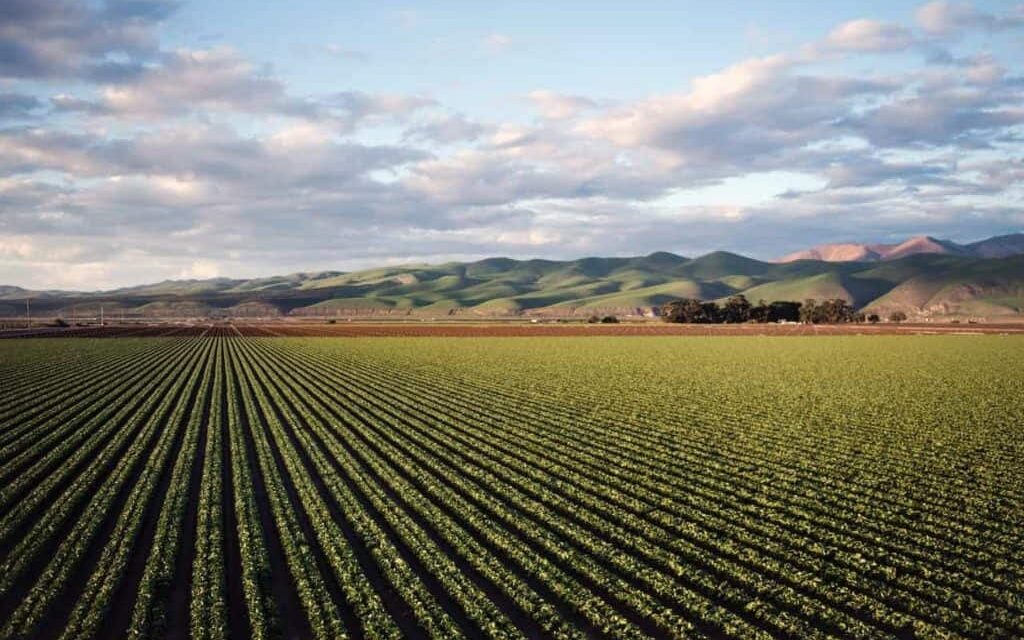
1 1 1023 290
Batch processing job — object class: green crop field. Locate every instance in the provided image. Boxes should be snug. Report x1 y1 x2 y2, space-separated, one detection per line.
0 335 1022 639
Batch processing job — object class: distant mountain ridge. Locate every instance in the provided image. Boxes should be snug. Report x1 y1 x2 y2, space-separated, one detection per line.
2 233 1022 320
777 233 1024 263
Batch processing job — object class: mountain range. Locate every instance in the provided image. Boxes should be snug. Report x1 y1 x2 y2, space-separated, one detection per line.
776 233 1024 263
2 233 1023 320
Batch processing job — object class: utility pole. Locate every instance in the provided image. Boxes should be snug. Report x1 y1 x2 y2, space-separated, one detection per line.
26 298 30 329
100 304 104 326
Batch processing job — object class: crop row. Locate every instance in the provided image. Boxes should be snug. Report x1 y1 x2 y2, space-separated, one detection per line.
0 335 1020 640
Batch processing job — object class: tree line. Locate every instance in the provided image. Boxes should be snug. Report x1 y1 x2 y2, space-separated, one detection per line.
660 295 905 324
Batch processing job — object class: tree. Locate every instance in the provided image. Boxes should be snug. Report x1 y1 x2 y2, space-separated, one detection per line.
722 295 752 323
659 299 689 323
889 310 908 323
749 299 770 323
700 302 723 323
768 301 802 323
661 298 715 323
799 298 855 324
586 314 601 324
800 299 819 324
867 313 880 323
664 298 803 323
600 315 619 324
819 298 855 323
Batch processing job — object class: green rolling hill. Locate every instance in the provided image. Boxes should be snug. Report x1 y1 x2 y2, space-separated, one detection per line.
3 246 1023 320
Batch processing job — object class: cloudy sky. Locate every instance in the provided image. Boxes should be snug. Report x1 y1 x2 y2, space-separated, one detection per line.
1 0 1023 289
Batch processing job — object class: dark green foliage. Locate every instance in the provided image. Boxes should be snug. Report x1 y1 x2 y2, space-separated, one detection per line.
799 298 856 324
662 297 803 324
1 336 1023 638
722 295 752 324
660 298 722 323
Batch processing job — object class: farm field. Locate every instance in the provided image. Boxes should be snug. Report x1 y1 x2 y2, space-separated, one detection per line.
3 320 1024 340
0 335 1022 639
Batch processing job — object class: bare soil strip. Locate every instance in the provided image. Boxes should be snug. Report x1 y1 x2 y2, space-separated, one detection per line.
6 321 1023 339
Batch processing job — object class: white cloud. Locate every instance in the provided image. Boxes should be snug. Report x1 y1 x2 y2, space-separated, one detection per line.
323 91 438 130
822 19 915 53
178 259 220 279
99 47 302 117
94 174 212 206
0 129 112 177
0 0 173 79
917 1 975 35
48 47 432 129
1 1 1022 289
577 53 890 170
915 1 1024 37
527 90 598 120
963 56 1004 84
268 123 334 149
403 113 488 144
0 236 35 259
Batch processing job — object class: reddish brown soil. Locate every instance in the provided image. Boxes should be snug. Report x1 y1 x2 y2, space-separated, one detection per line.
233 322 1024 337
0 325 228 339
4 322 1022 339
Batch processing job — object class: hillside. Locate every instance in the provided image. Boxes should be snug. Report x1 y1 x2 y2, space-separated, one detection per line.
777 233 1024 263
3 248 1023 320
